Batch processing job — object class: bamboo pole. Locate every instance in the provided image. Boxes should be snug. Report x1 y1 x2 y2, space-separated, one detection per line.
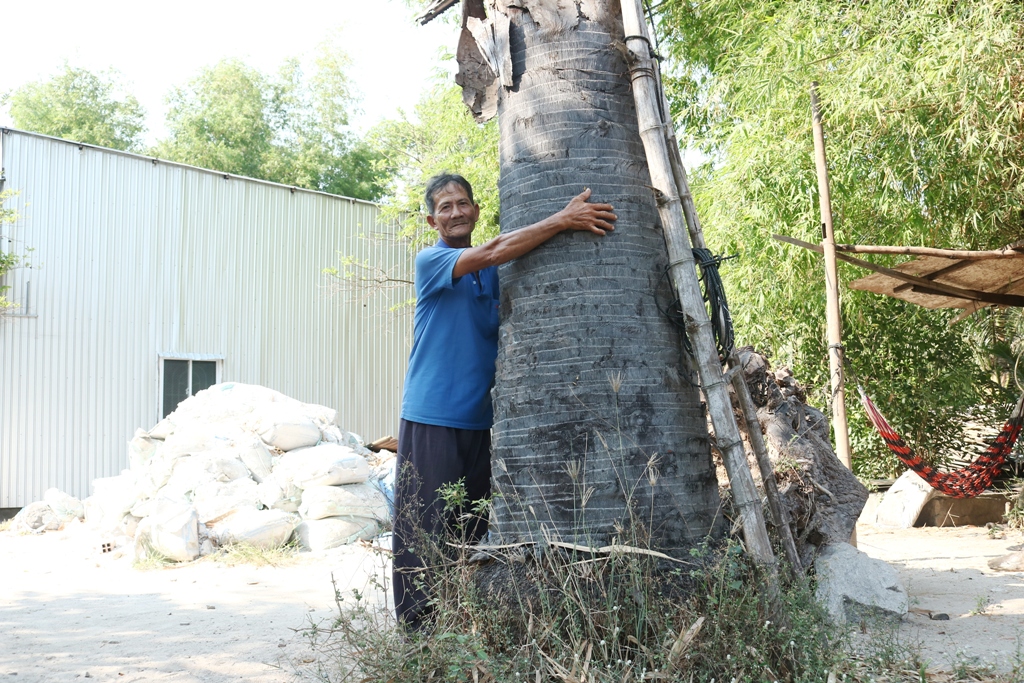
726 351 804 574
620 0 777 572
648 39 803 575
810 83 855 546
834 243 1024 260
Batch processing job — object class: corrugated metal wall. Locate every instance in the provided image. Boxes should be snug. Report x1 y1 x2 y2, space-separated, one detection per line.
0 129 413 507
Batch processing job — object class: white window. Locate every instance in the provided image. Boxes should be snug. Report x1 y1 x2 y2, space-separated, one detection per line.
160 356 222 419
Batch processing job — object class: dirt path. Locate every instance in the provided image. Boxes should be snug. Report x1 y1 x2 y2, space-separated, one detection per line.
856 521 1024 674
0 521 388 683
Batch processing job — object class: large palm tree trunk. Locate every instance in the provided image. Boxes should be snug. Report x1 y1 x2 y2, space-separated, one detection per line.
478 1 723 553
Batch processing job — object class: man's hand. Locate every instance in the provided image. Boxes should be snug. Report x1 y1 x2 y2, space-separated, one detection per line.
556 188 617 235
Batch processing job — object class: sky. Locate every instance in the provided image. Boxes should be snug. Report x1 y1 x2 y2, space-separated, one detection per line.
0 0 458 145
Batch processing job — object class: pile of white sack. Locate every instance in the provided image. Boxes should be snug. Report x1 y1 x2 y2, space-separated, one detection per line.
11 383 396 563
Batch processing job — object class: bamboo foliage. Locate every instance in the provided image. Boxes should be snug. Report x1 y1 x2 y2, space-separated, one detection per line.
657 0 1024 477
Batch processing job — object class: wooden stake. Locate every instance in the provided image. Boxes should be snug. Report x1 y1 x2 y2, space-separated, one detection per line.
810 83 855 546
620 0 777 572
726 350 804 574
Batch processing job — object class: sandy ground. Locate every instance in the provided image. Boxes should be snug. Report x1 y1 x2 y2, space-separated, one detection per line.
856 521 1024 675
0 521 389 683
3 516 1023 681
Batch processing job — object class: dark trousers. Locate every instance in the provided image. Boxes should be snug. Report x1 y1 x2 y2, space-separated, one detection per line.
392 419 491 631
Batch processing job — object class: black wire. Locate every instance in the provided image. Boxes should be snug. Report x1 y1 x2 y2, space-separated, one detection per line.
693 248 736 361
655 249 737 365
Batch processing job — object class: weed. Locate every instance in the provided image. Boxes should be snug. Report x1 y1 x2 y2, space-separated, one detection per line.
1006 486 1024 531
301 479 849 682
132 552 175 571
0 517 12 533
970 595 992 616
215 541 300 568
849 616 924 678
947 648 997 681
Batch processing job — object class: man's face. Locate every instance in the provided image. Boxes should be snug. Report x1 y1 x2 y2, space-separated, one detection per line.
427 182 480 247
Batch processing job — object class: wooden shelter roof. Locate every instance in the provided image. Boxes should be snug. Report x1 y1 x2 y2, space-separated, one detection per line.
774 236 1024 322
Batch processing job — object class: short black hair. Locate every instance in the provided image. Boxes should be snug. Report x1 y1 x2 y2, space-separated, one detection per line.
424 174 474 216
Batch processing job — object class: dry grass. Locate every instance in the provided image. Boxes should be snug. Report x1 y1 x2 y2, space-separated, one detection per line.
214 541 301 568
300 475 846 683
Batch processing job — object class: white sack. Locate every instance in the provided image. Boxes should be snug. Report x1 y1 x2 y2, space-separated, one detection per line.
198 451 251 482
160 426 252 461
159 452 250 502
134 499 200 563
370 457 397 519
134 451 176 499
192 478 260 524
120 513 141 539
11 501 63 534
87 472 140 531
148 417 175 440
256 474 303 512
294 517 379 551
344 431 373 457
248 394 337 431
159 456 218 502
299 484 389 522
237 436 273 483
274 444 369 488
43 488 85 521
209 509 298 549
321 424 344 445
257 418 322 452
128 429 162 472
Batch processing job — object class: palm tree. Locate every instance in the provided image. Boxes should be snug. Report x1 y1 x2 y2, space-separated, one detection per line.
450 0 724 553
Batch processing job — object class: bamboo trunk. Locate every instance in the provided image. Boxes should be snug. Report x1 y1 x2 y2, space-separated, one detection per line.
620 0 776 571
810 83 855 546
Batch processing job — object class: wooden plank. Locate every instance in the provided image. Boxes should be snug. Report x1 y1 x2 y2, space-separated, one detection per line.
774 234 1024 307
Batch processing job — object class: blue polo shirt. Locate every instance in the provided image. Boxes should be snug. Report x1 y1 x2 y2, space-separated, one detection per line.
400 240 500 430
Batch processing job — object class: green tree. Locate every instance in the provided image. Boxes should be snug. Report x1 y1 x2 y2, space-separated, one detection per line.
369 83 499 248
155 59 272 179
658 0 1024 476
156 39 387 200
3 64 145 151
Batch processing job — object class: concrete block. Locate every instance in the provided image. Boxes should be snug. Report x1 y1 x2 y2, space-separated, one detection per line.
873 470 937 528
815 542 908 624
915 492 1010 527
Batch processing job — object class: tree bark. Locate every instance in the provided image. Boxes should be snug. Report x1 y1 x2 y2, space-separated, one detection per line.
471 1 724 553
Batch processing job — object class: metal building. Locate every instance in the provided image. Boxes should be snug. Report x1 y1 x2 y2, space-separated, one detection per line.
0 128 412 508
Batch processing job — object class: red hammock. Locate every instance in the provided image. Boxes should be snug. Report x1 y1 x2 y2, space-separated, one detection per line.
858 388 1024 498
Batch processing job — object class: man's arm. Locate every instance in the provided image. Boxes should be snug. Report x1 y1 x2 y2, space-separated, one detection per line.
452 188 616 278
